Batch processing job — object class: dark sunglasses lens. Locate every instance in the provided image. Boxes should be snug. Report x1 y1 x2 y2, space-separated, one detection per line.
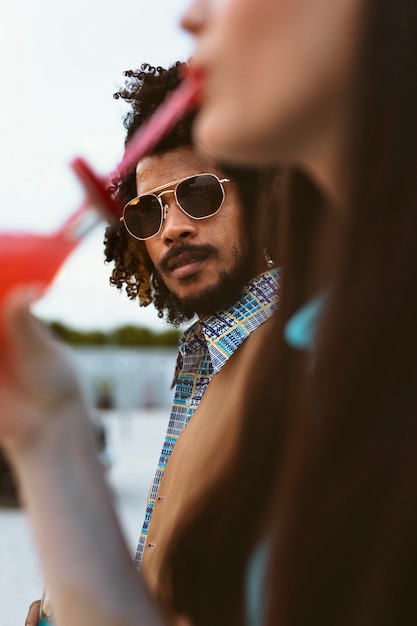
124 195 161 239
178 174 223 218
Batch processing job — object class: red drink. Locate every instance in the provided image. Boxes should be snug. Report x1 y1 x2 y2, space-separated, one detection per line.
0 231 76 302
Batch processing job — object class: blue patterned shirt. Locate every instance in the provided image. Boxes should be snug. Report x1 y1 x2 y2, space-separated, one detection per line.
134 268 281 567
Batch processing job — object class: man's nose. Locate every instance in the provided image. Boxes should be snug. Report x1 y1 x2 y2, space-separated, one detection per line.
160 194 197 244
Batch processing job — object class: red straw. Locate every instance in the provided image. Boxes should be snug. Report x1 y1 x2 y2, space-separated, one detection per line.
70 75 202 223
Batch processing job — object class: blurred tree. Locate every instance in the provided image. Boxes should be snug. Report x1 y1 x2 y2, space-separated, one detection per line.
47 320 181 347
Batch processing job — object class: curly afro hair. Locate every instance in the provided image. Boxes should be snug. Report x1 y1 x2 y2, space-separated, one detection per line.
104 62 280 323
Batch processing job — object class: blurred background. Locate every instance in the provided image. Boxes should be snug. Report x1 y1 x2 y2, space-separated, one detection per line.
0 2 194 622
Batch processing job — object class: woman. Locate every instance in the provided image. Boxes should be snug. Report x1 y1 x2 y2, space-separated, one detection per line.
163 1 417 625
1 0 416 625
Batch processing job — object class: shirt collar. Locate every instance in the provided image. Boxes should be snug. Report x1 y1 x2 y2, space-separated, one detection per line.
172 268 281 384
202 267 281 373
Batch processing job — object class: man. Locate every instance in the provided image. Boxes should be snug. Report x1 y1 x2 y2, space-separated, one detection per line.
105 61 280 574
25 61 280 623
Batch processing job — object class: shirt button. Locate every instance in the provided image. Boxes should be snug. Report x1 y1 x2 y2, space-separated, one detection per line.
185 397 192 406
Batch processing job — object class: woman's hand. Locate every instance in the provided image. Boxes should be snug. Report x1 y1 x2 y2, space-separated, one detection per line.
0 286 86 457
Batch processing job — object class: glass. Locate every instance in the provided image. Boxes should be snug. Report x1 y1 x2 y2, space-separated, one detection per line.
0 207 99 306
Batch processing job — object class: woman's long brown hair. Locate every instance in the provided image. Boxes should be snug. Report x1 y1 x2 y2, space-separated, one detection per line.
162 0 417 624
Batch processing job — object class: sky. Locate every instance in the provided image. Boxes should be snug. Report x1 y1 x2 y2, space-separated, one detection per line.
0 0 194 331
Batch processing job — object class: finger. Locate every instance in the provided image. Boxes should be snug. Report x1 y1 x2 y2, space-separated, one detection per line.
25 598 41 626
1 285 52 357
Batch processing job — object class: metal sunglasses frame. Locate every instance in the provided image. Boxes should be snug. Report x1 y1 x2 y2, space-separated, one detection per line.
119 172 232 241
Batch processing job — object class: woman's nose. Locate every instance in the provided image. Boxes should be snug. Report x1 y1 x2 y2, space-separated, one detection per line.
181 0 207 35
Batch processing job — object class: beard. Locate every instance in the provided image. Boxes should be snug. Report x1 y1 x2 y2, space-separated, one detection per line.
152 242 257 327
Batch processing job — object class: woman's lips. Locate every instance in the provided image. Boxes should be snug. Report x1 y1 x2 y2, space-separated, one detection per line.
184 63 208 105
184 64 207 89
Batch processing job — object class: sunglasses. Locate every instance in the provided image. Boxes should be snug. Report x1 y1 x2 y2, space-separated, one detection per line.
119 173 232 240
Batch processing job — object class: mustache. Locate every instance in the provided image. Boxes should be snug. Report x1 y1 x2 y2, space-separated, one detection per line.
158 243 219 274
